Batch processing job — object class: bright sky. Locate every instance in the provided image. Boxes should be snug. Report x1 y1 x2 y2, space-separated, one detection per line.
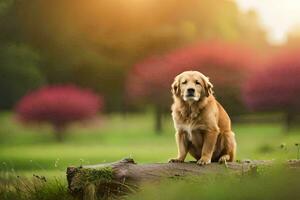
236 0 300 45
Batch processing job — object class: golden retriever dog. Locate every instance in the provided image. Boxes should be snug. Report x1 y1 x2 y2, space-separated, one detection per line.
169 71 236 165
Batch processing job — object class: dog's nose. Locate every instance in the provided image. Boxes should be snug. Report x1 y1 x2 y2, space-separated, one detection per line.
187 88 195 95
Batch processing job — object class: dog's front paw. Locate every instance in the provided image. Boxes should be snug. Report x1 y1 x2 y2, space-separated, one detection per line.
197 157 211 165
168 158 184 163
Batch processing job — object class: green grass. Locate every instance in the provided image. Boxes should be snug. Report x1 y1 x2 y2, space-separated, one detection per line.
0 112 178 176
127 168 300 200
0 111 300 199
1 112 300 176
0 175 71 200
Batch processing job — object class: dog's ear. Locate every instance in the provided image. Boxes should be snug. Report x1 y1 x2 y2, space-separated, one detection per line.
203 76 213 97
171 76 180 97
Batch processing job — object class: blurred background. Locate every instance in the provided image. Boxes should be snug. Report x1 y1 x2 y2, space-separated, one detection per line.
1 0 300 178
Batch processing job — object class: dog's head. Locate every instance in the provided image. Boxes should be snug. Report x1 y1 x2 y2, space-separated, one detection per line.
171 71 213 102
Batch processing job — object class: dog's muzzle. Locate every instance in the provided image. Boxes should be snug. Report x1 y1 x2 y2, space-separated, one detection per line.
184 88 200 101
186 88 195 97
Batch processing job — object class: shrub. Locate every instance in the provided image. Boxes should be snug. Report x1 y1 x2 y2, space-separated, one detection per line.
126 41 256 132
15 85 103 141
243 49 300 131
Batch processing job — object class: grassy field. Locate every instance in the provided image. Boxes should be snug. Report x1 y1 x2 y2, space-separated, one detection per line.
0 111 300 199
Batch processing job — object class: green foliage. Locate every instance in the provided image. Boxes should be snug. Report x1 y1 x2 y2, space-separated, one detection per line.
0 43 45 109
0 0 13 16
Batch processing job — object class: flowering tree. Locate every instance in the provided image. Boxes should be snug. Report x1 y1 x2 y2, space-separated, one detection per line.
243 50 300 131
126 41 256 133
15 85 103 141
126 56 183 133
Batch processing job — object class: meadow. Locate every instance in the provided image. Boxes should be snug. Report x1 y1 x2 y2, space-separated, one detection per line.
1 1 300 199
1 111 300 200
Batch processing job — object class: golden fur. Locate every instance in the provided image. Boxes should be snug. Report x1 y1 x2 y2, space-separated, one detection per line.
169 71 236 165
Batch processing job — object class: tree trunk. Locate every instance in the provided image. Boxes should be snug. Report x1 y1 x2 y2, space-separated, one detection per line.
284 112 294 133
66 158 300 200
154 105 163 134
53 124 65 142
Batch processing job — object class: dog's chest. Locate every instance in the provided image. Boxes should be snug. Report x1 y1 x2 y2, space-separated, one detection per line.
177 123 197 140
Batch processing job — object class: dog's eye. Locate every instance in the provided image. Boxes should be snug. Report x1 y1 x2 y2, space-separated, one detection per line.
195 80 200 85
181 80 187 84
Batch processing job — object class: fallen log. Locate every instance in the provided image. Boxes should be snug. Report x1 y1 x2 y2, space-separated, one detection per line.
66 158 300 200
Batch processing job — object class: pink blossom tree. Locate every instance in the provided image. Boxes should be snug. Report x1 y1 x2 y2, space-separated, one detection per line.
15 85 103 141
243 50 300 131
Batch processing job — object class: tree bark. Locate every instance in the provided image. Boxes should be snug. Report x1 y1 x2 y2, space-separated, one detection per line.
66 158 300 200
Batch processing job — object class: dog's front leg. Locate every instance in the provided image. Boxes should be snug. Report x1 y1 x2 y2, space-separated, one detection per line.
169 131 188 163
197 130 218 165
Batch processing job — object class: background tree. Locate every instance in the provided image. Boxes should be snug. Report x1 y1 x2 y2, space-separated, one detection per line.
243 50 300 131
0 43 45 109
126 41 256 133
15 85 103 141
126 56 182 133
